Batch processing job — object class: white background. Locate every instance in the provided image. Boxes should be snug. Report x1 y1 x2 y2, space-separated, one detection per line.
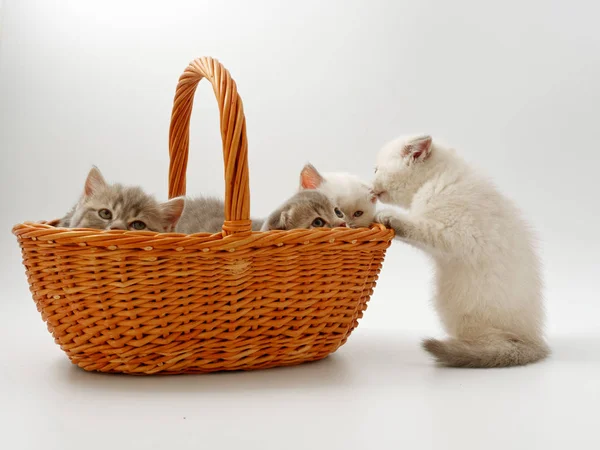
0 1 598 449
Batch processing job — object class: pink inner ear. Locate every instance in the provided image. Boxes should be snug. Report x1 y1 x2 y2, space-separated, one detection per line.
84 168 106 196
403 136 433 161
300 166 323 189
163 198 185 227
84 180 95 197
412 149 425 159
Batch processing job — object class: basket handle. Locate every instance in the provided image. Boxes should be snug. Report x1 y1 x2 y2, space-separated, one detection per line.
168 57 251 236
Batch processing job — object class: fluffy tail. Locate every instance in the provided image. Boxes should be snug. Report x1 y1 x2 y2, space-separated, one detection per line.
422 333 549 368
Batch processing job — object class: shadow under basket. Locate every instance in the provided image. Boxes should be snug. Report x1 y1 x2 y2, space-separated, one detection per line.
12 56 394 375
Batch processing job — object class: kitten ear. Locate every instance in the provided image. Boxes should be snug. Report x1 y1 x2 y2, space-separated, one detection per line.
369 190 377 204
361 183 378 204
266 210 289 230
401 136 433 162
160 197 185 231
300 163 324 190
84 166 107 197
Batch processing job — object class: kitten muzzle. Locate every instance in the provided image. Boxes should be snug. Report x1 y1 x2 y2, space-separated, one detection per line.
109 221 127 230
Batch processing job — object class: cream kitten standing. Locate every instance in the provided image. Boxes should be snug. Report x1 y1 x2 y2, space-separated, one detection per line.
373 135 548 368
300 164 376 228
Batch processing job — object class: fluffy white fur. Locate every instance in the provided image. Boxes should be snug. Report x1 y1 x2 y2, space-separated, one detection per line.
300 164 376 228
373 135 549 368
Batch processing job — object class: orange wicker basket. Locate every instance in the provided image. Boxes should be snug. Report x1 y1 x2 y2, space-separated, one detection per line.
12 57 394 375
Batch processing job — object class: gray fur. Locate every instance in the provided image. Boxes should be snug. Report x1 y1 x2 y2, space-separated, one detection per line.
261 190 347 231
176 191 346 233
175 196 263 233
61 169 346 235
59 167 184 232
422 334 550 368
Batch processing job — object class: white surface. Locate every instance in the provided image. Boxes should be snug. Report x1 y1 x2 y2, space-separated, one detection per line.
1 1 599 449
1 323 600 450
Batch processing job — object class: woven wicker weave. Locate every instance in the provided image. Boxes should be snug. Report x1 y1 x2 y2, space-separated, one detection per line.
12 57 394 375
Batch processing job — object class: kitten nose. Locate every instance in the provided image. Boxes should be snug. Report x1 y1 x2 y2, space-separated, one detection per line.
339 222 347 227
110 222 126 230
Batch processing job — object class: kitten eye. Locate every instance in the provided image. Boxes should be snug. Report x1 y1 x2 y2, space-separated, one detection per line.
374 167 378 173
312 218 326 227
334 207 344 218
353 211 364 218
130 220 147 230
98 209 112 220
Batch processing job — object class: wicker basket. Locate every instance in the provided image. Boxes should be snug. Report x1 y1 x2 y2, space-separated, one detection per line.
12 57 394 375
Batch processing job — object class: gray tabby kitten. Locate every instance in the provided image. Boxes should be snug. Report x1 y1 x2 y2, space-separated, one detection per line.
59 167 185 232
175 190 346 233
260 190 347 231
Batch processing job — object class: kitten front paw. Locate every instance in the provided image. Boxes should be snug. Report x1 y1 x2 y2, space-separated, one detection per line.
375 209 408 238
375 209 397 229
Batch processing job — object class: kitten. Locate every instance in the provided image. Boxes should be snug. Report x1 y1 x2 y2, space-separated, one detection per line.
261 190 347 231
175 197 264 233
59 167 184 232
373 135 548 368
299 163 376 228
175 191 345 233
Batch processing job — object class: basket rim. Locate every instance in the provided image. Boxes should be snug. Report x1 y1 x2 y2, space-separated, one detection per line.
12 220 394 251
